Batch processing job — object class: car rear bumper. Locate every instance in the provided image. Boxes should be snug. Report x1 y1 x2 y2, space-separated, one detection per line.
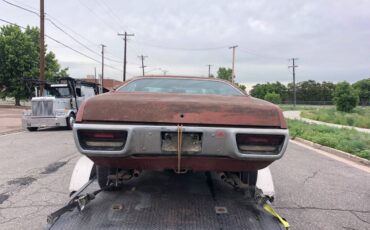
73 123 289 161
22 115 67 128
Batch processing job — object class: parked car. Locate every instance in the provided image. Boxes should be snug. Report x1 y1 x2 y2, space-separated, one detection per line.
73 76 289 189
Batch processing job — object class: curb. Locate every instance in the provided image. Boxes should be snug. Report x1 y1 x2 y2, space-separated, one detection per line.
292 137 370 166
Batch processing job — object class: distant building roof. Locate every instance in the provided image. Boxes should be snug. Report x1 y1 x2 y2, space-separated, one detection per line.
82 76 124 91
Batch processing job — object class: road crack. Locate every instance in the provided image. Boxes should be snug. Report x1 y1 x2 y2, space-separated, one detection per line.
303 169 320 184
275 206 370 213
350 211 370 225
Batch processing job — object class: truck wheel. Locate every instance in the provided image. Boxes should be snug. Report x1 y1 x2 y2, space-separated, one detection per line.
67 113 75 130
97 166 116 190
241 171 258 197
27 127 38 132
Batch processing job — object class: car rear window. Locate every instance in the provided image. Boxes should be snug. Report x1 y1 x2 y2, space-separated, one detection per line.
117 78 244 96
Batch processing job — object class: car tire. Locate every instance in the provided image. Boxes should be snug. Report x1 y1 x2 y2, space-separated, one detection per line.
66 113 75 130
96 165 117 190
27 127 38 132
240 171 258 197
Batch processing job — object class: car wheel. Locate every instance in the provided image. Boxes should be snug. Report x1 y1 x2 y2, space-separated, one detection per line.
96 165 117 190
67 113 75 130
240 171 258 197
27 127 38 132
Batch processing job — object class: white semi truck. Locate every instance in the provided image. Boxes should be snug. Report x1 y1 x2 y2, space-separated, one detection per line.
22 77 100 131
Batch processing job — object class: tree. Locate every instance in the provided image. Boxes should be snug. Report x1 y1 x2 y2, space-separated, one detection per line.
333 81 359 112
353 78 370 106
264 92 282 104
287 80 335 104
250 82 287 101
0 25 67 105
236 83 246 91
217 67 245 91
217 67 232 82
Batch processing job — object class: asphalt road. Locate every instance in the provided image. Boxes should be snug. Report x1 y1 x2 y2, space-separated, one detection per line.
0 130 369 230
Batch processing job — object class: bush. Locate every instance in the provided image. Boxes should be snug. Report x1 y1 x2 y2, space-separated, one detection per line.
264 92 282 104
333 82 359 112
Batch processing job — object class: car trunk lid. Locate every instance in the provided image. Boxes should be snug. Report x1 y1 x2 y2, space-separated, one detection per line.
79 92 285 128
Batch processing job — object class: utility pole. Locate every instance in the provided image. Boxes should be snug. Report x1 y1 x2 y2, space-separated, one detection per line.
100 44 106 94
229 45 238 83
117 32 134 82
288 58 299 107
94 67 97 84
207 64 213 78
39 0 45 95
137 55 148 76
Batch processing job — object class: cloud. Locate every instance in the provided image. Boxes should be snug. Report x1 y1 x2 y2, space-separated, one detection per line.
0 0 369 83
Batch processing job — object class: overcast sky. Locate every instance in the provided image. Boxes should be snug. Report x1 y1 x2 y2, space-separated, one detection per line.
1 0 369 86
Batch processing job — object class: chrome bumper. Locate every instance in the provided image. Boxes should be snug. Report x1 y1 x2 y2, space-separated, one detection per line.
22 115 67 128
73 123 289 160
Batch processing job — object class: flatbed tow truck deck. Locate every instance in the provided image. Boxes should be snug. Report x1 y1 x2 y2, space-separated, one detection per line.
47 171 287 230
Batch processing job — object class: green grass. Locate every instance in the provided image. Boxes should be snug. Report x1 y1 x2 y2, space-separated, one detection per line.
278 104 333 111
301 107 370 129
287 119 370 160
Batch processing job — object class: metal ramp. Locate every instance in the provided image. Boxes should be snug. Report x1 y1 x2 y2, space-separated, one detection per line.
48 171 285 230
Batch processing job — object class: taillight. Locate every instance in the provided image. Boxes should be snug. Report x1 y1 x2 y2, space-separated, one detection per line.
236 134 284 154
78 130 127 151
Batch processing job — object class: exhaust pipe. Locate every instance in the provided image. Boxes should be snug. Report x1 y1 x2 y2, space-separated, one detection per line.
132 169 141 177
217 172 227 180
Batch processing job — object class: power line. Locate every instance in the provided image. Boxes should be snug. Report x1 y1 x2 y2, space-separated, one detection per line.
47 18 121 64
1 0 122 65
96 0 126 31
77 0 120 34
0 18 123 74
1 0 39 16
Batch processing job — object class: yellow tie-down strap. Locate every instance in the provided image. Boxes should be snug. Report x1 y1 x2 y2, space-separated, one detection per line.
263 203 290 229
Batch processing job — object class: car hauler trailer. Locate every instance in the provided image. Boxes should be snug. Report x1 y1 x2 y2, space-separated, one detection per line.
22 77 100 131
46 157 289 230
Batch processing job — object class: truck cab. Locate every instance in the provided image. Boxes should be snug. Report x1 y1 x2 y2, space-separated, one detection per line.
22 77 99 131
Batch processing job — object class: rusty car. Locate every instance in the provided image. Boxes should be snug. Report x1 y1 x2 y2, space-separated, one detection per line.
72 76 289 192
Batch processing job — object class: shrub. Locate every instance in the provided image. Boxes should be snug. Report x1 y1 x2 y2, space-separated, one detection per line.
264 92 282 104
333 82 359 112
